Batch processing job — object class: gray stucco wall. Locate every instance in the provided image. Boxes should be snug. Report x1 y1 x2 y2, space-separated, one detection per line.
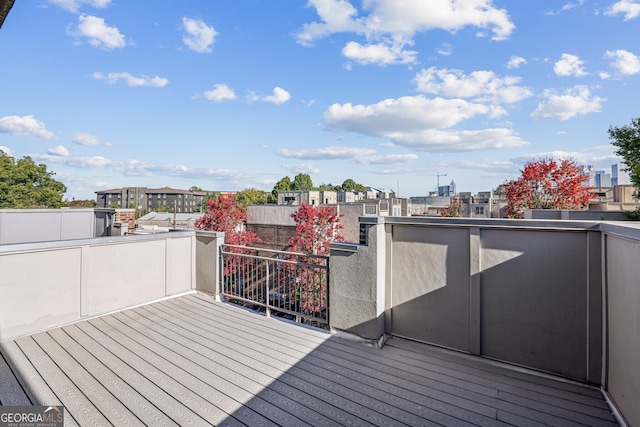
329 218 385 340
330 216 639 425
389 224 471 352
603 224 640 427
385 219 603 383
335 204 365 243
195 230 224 296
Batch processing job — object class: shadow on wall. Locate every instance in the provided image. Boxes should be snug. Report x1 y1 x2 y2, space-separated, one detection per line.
386 225 600 384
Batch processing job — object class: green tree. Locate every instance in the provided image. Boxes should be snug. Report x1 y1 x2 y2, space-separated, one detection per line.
155 205 173 213
269 176 292 203
341 178 357 191
234 188 268 210
317 183 333 191
292 173 313 191
0 151 67 208
189 185 204 192
66 199 97 208
609 117 640 191
340 178 366 192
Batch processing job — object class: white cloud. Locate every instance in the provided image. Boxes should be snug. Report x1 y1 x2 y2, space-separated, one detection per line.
295 0 362 46
324 95 489 132
0 146 13 156
413 67 533 104
562 0 585 11
72 132 111 146
276 145 418 165
69 15 126 50
282 163 321 174
605 0 640 20
30 153 251 182
545 0 585 16
455 159 518 172
48 0 111 13
296 0 514 66
276 146 376 160
507 55 527 69
261 87 291 104
92 72 169 87
530 86 604 120
385 128 528 152
0 115 55 139
437 43 452 56
182 17 217 53
606 49 640 75
298 0 514 42
32 154 112 168
510 149 619 166
323 95 527 152
342 41 417 65
554 53 588 76
354 153 419 164
202 84 237 102
48 145 70 157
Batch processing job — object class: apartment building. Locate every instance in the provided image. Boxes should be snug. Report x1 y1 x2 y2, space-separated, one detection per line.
96 187 208 213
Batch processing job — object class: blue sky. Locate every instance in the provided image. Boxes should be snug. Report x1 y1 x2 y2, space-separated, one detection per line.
1 0 639 200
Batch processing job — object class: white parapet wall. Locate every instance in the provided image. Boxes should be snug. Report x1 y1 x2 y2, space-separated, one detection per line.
0 231 196 341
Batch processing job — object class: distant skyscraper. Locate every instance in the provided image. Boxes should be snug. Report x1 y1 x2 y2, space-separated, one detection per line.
611 164 630 186
582 165 611 187
438 180 456 196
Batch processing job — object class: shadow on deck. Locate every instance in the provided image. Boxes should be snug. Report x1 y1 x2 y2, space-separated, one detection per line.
0 293 618 426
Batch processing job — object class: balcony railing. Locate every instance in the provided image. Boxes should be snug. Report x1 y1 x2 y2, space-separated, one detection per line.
219 244 329 328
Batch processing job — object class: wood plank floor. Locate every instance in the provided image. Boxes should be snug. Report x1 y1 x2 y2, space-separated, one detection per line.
0 293 619 426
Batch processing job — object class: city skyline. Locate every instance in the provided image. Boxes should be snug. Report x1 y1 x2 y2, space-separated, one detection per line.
0 0 639 199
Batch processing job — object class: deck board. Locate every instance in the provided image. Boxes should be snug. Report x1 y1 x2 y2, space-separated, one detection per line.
0 293 619 426
0 354 30 406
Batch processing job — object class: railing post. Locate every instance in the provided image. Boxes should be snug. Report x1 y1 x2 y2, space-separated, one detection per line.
265 258 270 318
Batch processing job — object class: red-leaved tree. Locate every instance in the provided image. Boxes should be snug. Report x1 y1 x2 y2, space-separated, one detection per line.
288 203 345 255
196 194 261 300
441 196 463 217
503 159 594 219
195 193 260 246
286 203 345 316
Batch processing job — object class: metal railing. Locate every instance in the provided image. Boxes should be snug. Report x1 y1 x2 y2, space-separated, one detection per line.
220 244 329 328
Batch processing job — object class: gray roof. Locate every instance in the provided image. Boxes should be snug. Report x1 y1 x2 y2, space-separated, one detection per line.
138 212 204 221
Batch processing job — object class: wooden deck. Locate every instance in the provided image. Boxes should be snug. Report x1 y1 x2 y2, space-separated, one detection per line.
0 293 618 426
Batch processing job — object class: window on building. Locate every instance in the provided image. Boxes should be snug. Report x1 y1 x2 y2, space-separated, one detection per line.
475 206 485 215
